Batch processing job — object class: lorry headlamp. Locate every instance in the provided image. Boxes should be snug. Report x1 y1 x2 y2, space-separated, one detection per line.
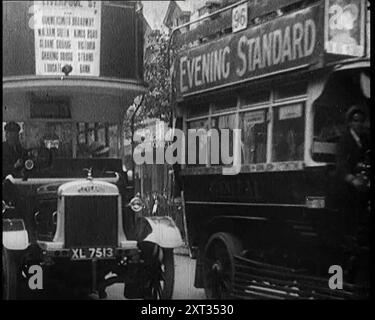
129 195 144 213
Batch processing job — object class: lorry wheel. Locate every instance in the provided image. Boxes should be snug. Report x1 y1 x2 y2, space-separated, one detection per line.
159 248 175 299
2 247 23 300
203 232 242 299
141 242 175 300
149 247 175 300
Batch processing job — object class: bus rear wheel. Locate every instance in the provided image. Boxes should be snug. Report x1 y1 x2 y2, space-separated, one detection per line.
203 232 242 299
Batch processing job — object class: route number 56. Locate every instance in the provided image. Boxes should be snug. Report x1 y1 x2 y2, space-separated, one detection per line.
232 3 248 33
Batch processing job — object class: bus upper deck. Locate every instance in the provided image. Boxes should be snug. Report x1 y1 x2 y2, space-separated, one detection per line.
170 0 370 175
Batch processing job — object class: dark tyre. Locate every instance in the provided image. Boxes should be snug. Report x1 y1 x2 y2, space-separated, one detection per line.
203 232 243 299
141 242 175 300
2 247 23 300
159 248 175 299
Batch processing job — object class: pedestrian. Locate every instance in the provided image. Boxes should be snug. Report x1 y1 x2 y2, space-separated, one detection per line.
337 105 370 190
336 105 370 248
2 122 27 179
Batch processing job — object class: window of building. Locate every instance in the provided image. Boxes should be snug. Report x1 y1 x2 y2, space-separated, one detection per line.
240 109 268 164
272 104 305 162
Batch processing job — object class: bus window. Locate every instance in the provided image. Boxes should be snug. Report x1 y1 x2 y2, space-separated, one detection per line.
108 124 119 158
312 103 347 162
187 102 209 119
87 123 96 145
30 97 71 119
240 90 270 107
97 123 106 146
274 82 307 101
272 104 304 162
77 123 118 158
240 109 267 164
23 122 73 158
211 113 237 166
187 118 210 166
211 95 237 114
78 123 87 145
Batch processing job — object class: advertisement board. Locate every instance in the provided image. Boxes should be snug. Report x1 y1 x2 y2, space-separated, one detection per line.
175 4 323 98
324 0 365 56
33 1 101 76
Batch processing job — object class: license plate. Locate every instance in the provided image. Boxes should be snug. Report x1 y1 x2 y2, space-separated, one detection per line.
71 247 115 260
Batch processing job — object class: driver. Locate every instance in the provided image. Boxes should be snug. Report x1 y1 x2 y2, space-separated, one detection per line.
3 123 37 242
2 122 27 179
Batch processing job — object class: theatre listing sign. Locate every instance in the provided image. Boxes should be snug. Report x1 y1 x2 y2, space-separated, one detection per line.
33 1 101 76
175 4 323 98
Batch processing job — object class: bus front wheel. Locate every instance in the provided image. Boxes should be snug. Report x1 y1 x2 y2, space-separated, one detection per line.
203 232 242 299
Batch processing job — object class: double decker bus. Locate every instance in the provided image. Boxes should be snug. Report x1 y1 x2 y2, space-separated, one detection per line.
171 0 370 299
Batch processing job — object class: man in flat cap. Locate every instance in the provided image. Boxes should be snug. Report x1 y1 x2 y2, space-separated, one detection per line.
336 105 370 248
2 122 27 179
337 106 370 189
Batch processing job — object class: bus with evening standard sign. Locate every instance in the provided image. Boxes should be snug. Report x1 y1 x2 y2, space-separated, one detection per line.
170 0 370 299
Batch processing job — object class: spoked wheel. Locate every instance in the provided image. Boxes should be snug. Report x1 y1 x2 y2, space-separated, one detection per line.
140 242 175 300
203 232 243 299
2 247 23 300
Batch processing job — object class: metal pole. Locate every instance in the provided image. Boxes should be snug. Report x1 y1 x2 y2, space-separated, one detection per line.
180 190 192 258
130 94 145 172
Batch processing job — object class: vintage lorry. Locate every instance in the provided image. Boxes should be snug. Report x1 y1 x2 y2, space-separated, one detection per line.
2 1 183 300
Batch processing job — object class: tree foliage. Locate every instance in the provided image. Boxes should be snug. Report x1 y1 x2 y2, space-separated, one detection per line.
124 30 173 140
142 31 171 121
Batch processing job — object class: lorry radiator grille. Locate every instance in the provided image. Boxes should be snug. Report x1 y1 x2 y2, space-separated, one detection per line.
64 196 118 247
